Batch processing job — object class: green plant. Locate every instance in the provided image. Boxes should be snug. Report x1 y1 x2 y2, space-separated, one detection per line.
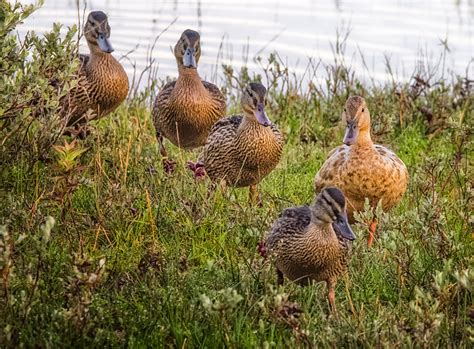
0 2 472 347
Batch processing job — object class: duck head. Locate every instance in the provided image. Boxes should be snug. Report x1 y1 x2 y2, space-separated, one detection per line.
312 187 355 241
84 11 114 54
241 83 271 127
342 96 372 146
174 29 201 69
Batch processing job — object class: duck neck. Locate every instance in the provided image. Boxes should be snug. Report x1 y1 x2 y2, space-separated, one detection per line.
235 114 268 150
310 209 337 240
177 64 201 80
238 113 264 133
175 64 207 95
354 127 373 147
87 42 112 64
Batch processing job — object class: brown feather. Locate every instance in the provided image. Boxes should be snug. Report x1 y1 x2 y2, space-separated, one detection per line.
62 16 128 127
314 97 408 221
199 115 283 187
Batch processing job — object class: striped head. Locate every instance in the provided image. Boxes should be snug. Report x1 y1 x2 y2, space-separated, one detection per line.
174 29 201 69
342 96 371 146
241 83 271 127
84 11 114 53
312 187 355 241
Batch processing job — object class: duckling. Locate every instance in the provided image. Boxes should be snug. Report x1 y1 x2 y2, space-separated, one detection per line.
265 187 356 313
63 11 129 130
314 96 408 247
152 29 226 171
189 83 283 203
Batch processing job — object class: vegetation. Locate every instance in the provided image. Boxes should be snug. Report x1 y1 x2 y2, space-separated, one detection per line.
1 2 472 347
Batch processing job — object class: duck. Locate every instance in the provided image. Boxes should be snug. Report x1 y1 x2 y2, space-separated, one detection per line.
152 29 226 172
265 187 356 313
63 11 129 130
188 83 283 203
314 96 408 247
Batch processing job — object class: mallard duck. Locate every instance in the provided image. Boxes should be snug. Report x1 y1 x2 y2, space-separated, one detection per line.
188 83 283 203
314 96 408 247
152 29 226 171
63 11 129 129
265 187 356 313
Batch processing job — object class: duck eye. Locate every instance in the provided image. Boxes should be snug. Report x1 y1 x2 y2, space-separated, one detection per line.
344 108 346 112
362 108 365 112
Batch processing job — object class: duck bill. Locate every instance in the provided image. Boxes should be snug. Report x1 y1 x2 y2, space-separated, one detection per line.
97 33 114 53
255 103 271 127
343 122 358 146
332 214 356 241
183 47 197 68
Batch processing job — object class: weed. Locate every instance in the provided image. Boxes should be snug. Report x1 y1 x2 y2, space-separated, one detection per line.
0 2 472 348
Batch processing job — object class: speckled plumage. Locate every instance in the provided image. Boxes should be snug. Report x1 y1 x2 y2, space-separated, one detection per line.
63 11 128 127
152 30 226 150
153 75 226 149
265 187 355 312
197 83 283 193
314 96 408 221
200 115 283 187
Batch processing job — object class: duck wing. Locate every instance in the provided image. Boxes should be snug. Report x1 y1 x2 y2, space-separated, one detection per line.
266 205 312 248
279 205 312 231
202 81 226 112
314 145 348 193
198 115 242 163
152 81 177 128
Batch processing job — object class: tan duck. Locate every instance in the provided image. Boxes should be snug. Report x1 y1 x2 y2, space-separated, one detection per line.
152 29 226 171
189 83 283 203
314 96 408 247
63 11 129 129
265 187 356 313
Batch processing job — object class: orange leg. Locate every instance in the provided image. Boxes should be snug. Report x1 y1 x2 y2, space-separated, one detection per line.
327 280 337 315
367 219 377 248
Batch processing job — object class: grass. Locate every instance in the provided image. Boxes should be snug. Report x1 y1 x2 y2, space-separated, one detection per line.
0 2 473 347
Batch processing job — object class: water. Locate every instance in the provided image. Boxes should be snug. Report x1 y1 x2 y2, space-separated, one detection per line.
13 0 474 87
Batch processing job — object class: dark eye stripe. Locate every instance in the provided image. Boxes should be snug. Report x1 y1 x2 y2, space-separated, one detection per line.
320 194 332 208
322 191 342 214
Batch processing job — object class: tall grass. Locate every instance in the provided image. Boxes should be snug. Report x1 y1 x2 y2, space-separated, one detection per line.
0 2 473 347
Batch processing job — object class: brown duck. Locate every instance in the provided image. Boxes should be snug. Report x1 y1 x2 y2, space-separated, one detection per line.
63 11 129 129
152 29 226 171
189 83 283 203
314 96 408 247
265 187 356 313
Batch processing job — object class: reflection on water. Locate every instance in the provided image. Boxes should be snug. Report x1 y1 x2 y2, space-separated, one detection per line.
13 0 474 86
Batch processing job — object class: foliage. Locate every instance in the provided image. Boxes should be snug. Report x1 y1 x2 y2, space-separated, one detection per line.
0 2 473 348
0 0 79 162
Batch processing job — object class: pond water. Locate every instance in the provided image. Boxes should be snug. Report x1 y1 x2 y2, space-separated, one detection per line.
14 0 474 87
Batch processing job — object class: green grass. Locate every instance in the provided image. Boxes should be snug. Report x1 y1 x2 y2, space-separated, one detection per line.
1 3 473 347
1 86 472 347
